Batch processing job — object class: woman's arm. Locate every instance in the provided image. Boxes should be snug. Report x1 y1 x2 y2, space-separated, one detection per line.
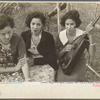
0 57 27 73
17 36 31 81
55 34 63 51
88 34 96 57
86 22 96 57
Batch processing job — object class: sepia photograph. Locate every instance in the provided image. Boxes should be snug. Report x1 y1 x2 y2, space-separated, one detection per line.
0 0 100 99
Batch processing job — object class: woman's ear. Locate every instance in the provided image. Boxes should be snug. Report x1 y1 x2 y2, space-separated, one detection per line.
75 25 77 28
75 23 77 28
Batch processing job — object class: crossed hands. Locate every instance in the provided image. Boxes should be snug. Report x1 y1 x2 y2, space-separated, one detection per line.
15 55 28 71
15 55 32 82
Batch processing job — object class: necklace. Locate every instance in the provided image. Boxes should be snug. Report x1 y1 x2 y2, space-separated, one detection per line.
66 30 76 43
31 33 41 46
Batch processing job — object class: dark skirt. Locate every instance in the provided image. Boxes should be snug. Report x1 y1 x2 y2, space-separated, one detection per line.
56 58 86 82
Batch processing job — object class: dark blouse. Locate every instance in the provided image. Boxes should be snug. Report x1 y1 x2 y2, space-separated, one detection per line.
21 30 58 71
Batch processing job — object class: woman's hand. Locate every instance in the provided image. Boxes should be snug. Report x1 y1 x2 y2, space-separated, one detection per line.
64 44 74 51
28 47 39 55
85 22 94 36
15 57 28 71
27 57 34 67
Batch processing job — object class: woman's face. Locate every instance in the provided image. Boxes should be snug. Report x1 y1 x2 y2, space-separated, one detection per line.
65 19 76 34
30 18 43 35
0 26 13 45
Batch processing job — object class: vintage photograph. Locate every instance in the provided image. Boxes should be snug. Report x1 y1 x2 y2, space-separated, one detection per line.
0 1 100 83
0 1 100 98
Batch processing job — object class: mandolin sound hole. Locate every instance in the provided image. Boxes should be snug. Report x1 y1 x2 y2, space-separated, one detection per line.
61 58 70 69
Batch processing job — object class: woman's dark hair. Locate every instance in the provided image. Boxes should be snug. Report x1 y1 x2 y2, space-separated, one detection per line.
60 10 82 28
25 12 46 28
0 13 14 30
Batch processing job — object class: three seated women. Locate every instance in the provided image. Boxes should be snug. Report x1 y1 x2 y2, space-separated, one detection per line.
0 10 95 82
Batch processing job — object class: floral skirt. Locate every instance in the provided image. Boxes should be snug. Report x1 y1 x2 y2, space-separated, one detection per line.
0 70 25 82
30 64 55 82
0 65 55 82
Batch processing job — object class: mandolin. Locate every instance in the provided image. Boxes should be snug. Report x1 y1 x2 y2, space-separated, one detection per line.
58 15 100 75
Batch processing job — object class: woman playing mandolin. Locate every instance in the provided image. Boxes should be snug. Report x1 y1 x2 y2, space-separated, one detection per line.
56 10 96 82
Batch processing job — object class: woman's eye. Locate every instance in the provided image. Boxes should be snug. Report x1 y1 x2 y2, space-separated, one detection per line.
71 23 75 25
1 33 5 36
66 23 69 25
8 31 11 34
32 23 35 25
32 23 41 26
37 23 41 26
65 23 75 26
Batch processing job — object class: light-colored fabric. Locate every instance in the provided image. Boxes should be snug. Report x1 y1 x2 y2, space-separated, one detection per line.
0 70 24 82
59 28 84 45
30 33 41 51
30 64 55 82
59 28 86 59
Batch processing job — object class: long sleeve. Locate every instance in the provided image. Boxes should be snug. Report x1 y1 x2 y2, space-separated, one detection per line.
11 34 27 64
17 36 27 59
55 34 63 52
55 34 67 59
0 34 27 73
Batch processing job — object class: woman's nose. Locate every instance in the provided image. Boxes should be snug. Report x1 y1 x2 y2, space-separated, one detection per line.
68 25 71 29
34 24 37 28
5 34 9 39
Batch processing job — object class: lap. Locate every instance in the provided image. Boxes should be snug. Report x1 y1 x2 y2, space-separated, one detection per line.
57 59 86 82
30 64 56 82
0 70 24 82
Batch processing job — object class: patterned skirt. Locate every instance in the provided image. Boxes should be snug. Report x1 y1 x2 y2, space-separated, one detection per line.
0 65 55 82
30 64 55 82
0 70 25 82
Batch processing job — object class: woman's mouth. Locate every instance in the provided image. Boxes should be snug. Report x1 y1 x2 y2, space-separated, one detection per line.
34 30 38 31
2 40 10 44
33 30 38 32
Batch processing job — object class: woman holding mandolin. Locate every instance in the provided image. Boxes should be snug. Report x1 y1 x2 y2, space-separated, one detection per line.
56 10 96 82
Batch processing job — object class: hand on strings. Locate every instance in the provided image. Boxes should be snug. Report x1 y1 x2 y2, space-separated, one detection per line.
65 44 74 52
85 22 94 35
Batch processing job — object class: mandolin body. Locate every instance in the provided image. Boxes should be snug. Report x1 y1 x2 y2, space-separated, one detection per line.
59 34 89 75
